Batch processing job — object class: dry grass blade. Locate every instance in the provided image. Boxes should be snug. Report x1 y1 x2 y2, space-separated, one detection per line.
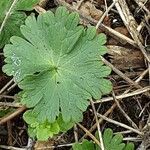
81 61 148 140
95 86 150 103
113 0 150 63
97 112 143 135
55 0 137 47
96 1 116 29
90 100 104 150
80 102 117 140
0 145 26 150
100 56 142 89
77 123 101 146
112 91 139 130
0 79 14 94
0 106 26 125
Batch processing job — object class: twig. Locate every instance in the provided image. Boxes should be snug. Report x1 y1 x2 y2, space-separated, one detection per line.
75 0 85 10
34 5 46 14
134 0 150 14
81 69 148 139
137 14 150 32
26 138 34 150
0 106 26 125
0 95 15 99
95 86 150 103
0 145 26 150
36 143 74 149
7 120 13 145
101 57 150 98
74 124 78 142
114 130 132 134
114 0 150 63
104 0 108 16
77 123 101 146
97 112 143 135
90 100 104 150
39 0 49 7
139 101 150 117
0 79 14 94
55 0 137 47
96 1 116 29
135 68 149 83
148 63 150 85
123 137 142 142
112 91 139 129
0 81 17 102
101 56 142 89
81 102 117 140
7 83 17 92
0 102 22 107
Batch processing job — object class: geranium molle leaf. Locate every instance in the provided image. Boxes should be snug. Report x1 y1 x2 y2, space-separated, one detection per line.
3 7 112 123
0 0 40 48
73 140 95 150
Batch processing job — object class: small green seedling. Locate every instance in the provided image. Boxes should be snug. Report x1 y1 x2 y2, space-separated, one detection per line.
73 128 135 150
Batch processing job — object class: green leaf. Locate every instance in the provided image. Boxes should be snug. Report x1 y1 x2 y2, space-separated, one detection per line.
23 110 60 141
3 7 112 123
73 140 95 150
36 121 60 141
57 114 74 132
23 110 38 126
72 128 135 150
103 128 125 150
103 128 113 145
28 127 36 139
0 0 40 48
123 142 135 150
95 128 126 150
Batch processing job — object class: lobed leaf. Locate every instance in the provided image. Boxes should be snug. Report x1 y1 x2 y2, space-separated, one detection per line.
95 128 135 150
3 7 112 123
0 0 40 48
23 110 74 140
73 140 95 150
73 128 135 150
123 143 135 150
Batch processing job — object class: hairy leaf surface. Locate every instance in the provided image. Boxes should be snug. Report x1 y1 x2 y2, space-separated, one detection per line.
3 7 112 123
0 0 40 48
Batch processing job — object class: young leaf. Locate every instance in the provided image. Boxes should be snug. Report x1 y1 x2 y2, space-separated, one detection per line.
36 121 60 141
57 114 74 132
23 110 60 141
73 129 135 150
95 128 134 150
123 142 135 150
3 7 112 123
73 140 95 150
23 110 75 140
0 0 40 48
